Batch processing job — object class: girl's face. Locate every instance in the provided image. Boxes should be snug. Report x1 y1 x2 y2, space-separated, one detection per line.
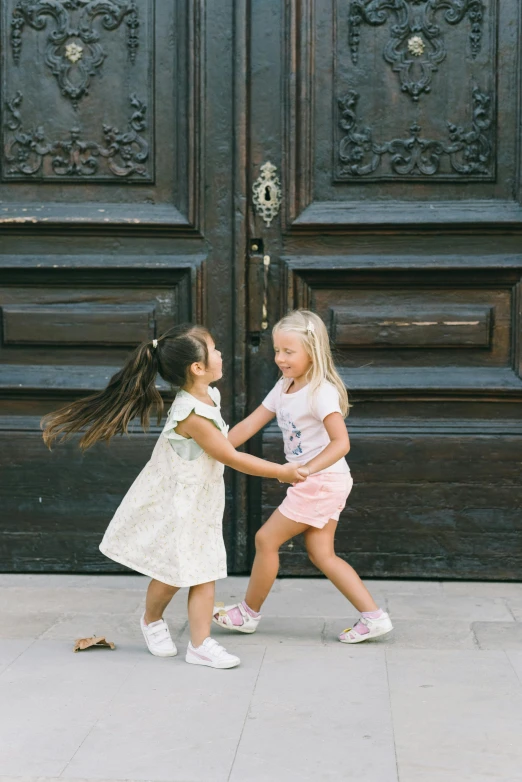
189 334 223 384
204 335 223 382
273 330 312 381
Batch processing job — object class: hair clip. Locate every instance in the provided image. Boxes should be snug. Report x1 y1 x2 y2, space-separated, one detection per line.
307 321 315 333
152 339 158 349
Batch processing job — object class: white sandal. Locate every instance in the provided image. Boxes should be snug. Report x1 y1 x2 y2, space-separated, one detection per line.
339 613 393 644
212 602 261 634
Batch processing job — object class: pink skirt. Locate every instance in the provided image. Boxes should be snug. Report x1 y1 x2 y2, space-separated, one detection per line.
279 471 353 529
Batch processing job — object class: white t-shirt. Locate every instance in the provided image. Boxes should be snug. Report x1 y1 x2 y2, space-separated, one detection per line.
262 379 349 474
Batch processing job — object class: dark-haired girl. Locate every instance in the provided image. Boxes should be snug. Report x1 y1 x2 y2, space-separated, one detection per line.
42 325 305 669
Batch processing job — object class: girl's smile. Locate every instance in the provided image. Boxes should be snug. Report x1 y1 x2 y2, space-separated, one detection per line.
273 330 312 384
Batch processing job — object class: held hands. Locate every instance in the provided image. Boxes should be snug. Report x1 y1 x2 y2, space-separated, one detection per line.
277 463 310 484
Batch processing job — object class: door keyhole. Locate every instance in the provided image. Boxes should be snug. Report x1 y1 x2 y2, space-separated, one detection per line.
252 161 281 227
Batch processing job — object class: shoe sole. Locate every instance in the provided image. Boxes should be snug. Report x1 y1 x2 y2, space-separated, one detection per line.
339 624 394 644
140 621 178 657
185 655 240 669
212 616 258 634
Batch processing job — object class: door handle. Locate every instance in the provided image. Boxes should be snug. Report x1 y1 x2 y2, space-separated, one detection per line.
248 247 271 340
261 253 270 330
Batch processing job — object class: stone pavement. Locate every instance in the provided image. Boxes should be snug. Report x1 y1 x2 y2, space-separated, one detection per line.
1 574 522 782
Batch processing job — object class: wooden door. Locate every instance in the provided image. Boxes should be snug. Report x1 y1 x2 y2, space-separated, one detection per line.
0 1 246 572
246 0 522 578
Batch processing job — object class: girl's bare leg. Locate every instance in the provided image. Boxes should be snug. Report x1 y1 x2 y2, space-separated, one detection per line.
304 520 378 612
144 578 180 624
188 581 216 647
245 509 309 612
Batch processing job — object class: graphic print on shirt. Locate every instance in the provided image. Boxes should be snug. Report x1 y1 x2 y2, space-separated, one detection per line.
277 408 303 456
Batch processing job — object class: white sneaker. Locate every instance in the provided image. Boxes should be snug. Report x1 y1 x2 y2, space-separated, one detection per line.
140 614 177 657
339 613 393 644
212 602 261 634
185 637 240 669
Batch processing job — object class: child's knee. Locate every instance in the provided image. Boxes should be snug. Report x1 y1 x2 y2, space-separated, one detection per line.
152 578 178 595
255 526 278 553
189 580 215 597
307 549 334 571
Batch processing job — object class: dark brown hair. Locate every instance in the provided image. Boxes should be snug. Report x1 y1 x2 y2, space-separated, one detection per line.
41 324 210 451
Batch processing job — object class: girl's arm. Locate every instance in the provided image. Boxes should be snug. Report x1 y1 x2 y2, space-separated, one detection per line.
228 405 275 448
178 413 304 483
298 413 350 476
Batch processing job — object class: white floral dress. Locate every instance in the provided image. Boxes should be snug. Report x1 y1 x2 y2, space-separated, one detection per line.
99 387 228 587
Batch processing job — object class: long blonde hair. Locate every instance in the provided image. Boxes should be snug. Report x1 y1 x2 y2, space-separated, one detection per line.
273 309 350 417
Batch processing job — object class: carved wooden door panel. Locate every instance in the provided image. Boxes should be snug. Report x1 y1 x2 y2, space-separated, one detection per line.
0 2 244 571
247 0 522 578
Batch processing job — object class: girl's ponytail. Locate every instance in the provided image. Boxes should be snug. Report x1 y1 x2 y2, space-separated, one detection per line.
41 323 210 451
42 340 163 451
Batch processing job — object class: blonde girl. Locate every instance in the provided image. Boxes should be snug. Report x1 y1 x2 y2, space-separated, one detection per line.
213 310 393 643
42 324 305 669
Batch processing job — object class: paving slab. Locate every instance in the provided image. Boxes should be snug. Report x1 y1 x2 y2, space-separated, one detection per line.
0 778 152 782
0 641 139 777
323 619 476 649
472 622 522 650
1 576 522 782
506 598 522 621
387 650 522 782
443 581 522 599
0 574 147 589
198 616 326 646
259 577 387 617
0 611 65 639
0 588 142 615
38 613 187 644
63 646 265 782
387 594 513 622
507 651 522 684
0 639 34 674
230 645 397 782
0 778 146 782
366 579 444 596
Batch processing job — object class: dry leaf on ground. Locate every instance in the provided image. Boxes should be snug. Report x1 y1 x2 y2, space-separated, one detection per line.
73 635 116 652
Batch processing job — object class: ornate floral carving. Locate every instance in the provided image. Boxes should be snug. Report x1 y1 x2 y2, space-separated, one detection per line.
10 1 139 108
348 0 485 101
125 7 139 63
337 87 493 178
65 42 83 63
10 12 24 62
408 35 425 56
4 92 150 179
